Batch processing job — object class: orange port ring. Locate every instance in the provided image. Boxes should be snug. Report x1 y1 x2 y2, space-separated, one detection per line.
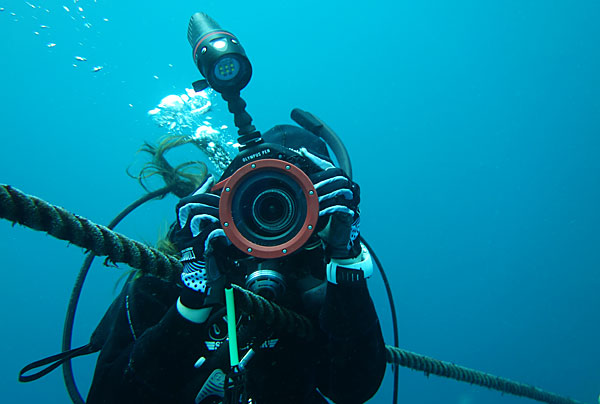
212 159 318 259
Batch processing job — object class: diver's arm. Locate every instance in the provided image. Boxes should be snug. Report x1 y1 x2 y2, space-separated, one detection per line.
117 177 229 397
126 305 211 388
87 193 227 404
89 310 210 404
317 279 387 404
86 276 213 404
303 154 386 401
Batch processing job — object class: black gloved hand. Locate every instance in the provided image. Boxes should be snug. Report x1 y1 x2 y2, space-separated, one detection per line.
171 176 230 311
301 149 374 286
301 149 361 260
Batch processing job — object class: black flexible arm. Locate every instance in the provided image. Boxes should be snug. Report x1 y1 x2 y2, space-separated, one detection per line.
220 91 262 149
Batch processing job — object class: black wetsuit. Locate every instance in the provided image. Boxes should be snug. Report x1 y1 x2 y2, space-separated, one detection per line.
86 265 386 404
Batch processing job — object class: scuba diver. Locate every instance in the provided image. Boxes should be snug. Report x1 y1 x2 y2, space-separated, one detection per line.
11 11 597 404
14 12 386 404
85 13 386 404
85 124 386 404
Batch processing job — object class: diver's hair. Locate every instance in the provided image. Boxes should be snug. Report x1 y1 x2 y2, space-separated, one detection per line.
157 237 181 258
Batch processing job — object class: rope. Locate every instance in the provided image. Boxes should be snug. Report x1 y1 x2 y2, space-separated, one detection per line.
231 284 315 340
0 185 181 282
385 346 587 404
0 184 591 404
0 185 316 340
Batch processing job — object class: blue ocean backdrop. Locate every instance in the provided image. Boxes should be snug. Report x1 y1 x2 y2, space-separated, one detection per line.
1 1 598 403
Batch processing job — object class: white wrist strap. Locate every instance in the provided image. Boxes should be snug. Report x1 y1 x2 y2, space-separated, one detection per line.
326 242 373 284
176 297 212 324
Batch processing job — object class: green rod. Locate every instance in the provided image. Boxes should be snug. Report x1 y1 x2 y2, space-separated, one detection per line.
225 287 239 366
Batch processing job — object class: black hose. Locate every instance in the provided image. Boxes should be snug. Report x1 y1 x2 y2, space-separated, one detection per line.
61 186 173 404
361 236 399 404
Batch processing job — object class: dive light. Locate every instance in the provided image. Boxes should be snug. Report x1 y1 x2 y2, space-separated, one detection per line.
187 13 252 94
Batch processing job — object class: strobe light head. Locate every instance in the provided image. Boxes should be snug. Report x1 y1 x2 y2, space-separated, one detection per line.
187 12 252 94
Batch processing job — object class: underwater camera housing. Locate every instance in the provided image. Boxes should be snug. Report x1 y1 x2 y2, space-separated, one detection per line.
211 143 320 259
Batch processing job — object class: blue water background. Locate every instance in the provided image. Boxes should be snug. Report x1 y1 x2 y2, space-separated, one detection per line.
1 1 599 403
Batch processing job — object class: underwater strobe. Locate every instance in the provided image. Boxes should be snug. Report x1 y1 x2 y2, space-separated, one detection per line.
187 12 252 94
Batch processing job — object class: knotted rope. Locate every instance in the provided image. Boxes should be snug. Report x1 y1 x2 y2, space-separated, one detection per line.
0 184 590 404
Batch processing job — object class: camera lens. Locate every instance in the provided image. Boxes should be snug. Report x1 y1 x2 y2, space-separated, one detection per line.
231 170 307 247
252 189 295 234
218 159 320 258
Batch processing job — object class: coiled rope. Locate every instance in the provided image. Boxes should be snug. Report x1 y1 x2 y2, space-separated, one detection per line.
0 184 590 404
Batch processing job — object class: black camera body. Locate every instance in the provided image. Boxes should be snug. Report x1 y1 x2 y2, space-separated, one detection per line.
218 142 322 180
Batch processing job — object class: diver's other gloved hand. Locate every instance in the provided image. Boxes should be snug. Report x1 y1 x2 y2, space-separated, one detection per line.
300 148 361 260
301 148 374 285
171 175 230 323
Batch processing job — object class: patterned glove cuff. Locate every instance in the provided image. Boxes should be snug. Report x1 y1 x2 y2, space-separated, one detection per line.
181 260 208 292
